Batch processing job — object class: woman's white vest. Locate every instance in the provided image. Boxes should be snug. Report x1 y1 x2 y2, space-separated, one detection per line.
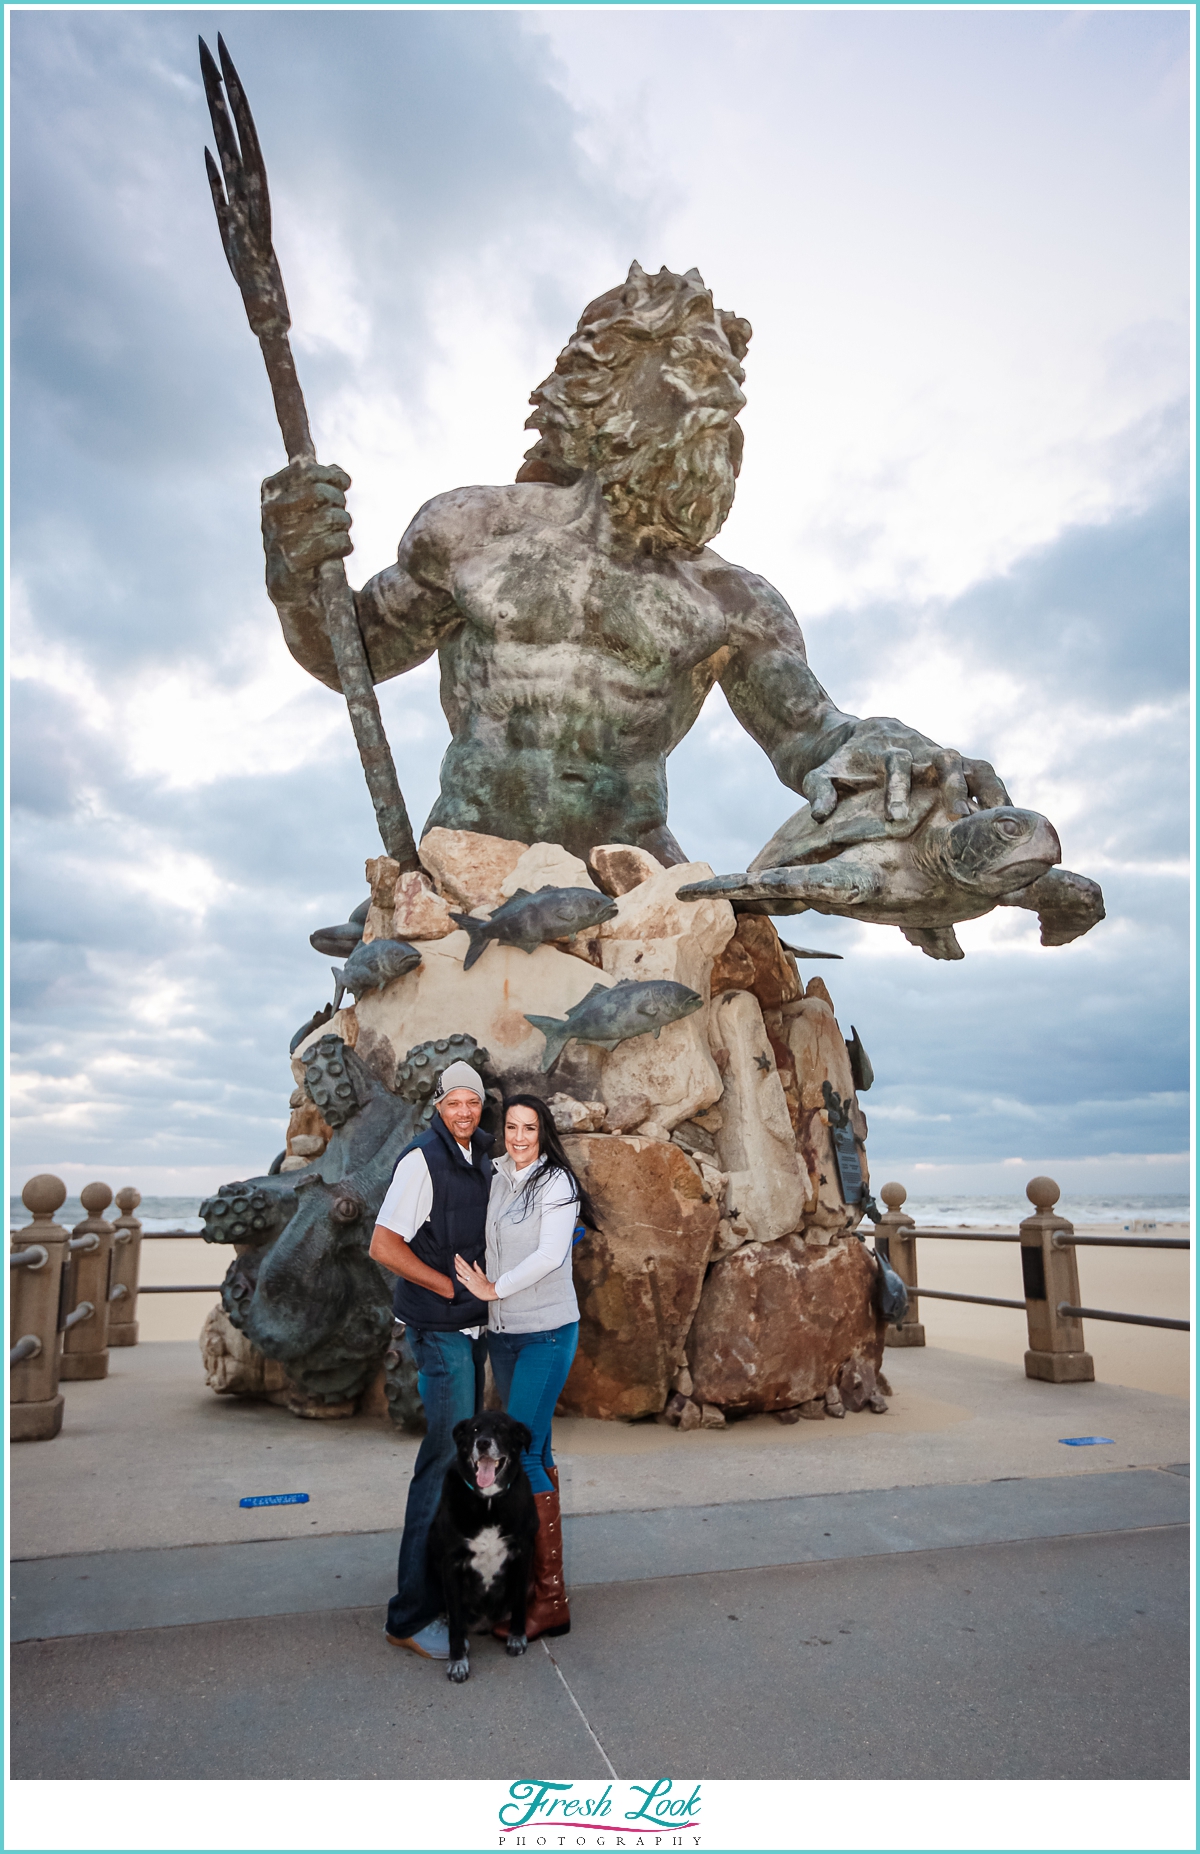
486 1155 580 1334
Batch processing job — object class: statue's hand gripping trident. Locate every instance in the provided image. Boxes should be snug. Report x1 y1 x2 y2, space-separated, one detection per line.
199 35 420 872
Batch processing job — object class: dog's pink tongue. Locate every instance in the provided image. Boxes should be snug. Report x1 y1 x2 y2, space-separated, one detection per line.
475 1459 498 1489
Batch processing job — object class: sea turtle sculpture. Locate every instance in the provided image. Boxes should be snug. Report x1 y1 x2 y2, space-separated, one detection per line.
678 786 1104 961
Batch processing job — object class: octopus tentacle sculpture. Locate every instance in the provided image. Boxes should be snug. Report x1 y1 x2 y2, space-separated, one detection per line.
394 1034 493 1129
200 1033 496 1405
200 1038 414 1402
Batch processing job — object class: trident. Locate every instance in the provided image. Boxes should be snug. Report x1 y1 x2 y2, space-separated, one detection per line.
199 35 420 873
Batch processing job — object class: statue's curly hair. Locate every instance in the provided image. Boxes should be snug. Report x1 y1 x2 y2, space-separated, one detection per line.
517 262 753 553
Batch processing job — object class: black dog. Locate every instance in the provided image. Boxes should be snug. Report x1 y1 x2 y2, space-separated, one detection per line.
428 1412 538 1683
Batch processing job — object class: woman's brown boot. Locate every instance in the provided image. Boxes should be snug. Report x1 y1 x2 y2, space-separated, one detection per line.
495 1487 570 1641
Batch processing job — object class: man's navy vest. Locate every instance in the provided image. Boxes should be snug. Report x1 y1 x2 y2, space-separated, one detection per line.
391 1114 494 1331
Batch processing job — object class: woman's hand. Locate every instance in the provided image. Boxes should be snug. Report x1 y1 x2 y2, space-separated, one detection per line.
454 1254 498 1301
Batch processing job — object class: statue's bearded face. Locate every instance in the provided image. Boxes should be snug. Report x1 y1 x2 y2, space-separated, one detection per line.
517 264 753 555
596 324 747 552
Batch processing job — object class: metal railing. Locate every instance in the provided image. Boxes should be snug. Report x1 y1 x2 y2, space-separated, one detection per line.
10 1174 229 1443
1056 1232 1189 1250
1056 1303 1188 1333
9 1177 167 1439
874 1176 1190 1382
898 1227 1189 1326
11 1245 49 1271
129 1228 222 1293
138 1284 224 1293
906 1287 1025 1310
13 1220 222 1292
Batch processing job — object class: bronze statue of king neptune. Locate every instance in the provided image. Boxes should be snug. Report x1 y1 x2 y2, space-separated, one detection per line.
262 261 1011 867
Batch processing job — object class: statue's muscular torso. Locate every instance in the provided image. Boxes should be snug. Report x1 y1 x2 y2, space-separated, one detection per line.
274 477 846 863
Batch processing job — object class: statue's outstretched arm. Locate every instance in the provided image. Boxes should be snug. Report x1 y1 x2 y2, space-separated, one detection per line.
718 570 1009 823
261 459 461 692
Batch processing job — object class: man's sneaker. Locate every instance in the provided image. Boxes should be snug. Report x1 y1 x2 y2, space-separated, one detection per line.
385 1617 450 1660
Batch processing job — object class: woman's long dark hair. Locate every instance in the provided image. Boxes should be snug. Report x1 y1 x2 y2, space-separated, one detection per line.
502 1094 601 1231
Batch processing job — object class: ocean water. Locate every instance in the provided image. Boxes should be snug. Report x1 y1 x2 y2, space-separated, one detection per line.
889 1194 1190 1229
10 1196 206 1232
10 1191 1191 1231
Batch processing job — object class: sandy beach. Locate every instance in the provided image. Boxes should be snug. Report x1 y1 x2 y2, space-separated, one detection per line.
898 1222 1191 1400
131 1221 1191 1402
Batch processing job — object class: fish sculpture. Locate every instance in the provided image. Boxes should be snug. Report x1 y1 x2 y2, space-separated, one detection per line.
845 1026 873 1092
450 886 619 971
678 786 1103 961
289 1001 334 1055
779 940 842 960
310 898 371 958
526 978 704 1071
331 937 421 1010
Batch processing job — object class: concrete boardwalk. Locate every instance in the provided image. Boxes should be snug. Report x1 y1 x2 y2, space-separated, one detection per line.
8 1341 1191 1780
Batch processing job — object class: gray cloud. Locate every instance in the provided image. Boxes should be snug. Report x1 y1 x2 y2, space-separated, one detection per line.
668 481 1190 1165
10 10 648 1180
10 10 649 677
9 11 1190 1190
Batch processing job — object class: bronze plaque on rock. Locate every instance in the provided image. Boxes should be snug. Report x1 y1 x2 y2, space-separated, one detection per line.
830 1123 865 1204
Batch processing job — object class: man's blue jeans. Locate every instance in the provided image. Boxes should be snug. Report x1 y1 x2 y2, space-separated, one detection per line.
386 1326 485 1640
487 1323 579 1495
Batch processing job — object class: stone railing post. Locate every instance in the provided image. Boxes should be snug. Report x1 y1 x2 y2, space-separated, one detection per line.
10 1175 71 1440
876 1181 925 1347
61 1182 115 1381
107 1187 143 1347
1021 1175 1094 1383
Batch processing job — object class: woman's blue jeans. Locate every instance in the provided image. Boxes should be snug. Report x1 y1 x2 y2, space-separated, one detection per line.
487 1323 579 1494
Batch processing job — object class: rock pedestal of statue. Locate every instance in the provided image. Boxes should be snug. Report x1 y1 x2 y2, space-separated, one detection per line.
209 251 1100 1425
268 831 883 1421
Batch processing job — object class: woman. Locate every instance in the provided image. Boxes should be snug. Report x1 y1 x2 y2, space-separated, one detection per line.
454 1093 599 1641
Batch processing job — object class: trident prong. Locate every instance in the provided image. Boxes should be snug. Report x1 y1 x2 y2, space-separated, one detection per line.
200 35 291 343
197 36 420 873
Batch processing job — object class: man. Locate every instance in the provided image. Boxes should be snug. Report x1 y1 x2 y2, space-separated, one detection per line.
261 261 1010 866
369 1061 493 1660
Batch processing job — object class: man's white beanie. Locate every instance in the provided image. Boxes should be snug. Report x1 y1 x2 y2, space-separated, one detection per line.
434 1060 486 1105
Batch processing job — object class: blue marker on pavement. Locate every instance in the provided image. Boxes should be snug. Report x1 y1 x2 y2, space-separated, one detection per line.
240 1492 311 1507
1058 1437 1115 1448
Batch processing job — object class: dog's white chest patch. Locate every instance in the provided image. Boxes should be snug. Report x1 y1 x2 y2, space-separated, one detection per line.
468 1525 508 1588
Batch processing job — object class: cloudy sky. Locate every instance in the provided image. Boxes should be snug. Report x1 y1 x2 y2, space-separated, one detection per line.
9 5 1191 1202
